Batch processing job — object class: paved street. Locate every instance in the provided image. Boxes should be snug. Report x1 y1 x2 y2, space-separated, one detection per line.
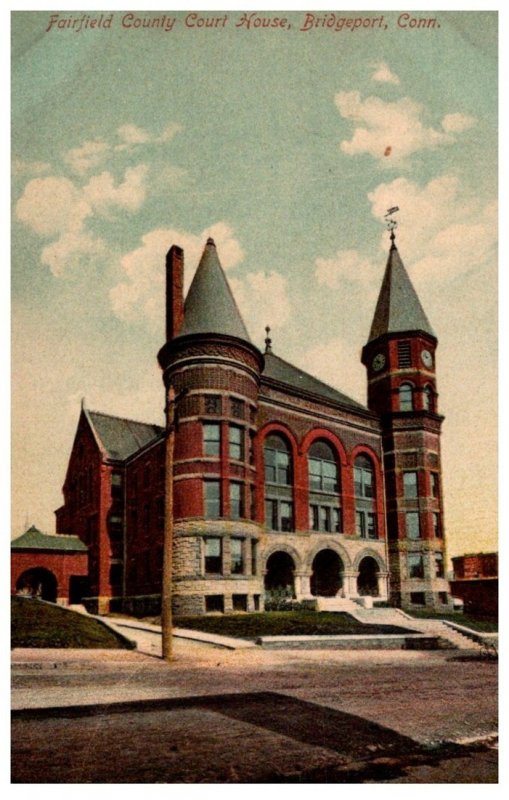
11 634 498 783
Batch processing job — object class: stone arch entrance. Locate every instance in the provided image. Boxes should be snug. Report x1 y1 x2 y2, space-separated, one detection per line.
264 551 296 600
15 567 58 602
310 549 343 597
357 556 380 597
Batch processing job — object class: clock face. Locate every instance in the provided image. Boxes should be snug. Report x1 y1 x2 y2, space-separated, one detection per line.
372 353 386 372
421 349 433 368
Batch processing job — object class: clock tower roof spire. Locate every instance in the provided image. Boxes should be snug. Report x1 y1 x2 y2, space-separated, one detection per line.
367 241 435 344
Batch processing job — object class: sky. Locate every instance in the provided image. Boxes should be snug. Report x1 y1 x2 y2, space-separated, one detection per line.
10 6 498 564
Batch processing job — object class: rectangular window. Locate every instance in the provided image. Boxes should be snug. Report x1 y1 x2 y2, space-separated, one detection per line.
320 505 331 532
230 538 244 574
205 594 224 613
266 499 293 531
204 395 221 415
309 458 322 492
403 471 418 498
439 592 448 605
410 591 426 605
366 512 377 539
332 507 341 533
111 472 122 499
229 482 243 518
229 425 244 461
203 423 221 457
408 554 425 579
435 552 444 578
432 512 442 538
265 499 277 530
356 510 365 537
204 537 222 574
309 504 319 531
280 501 293 532
398 340 412 367
251 540 257 575
253 594 260 611
232 594 248 611
406 512 421 540
431 472 440 498
204 480 221 518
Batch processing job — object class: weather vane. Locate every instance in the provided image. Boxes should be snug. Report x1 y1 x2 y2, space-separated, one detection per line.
384 206 399 244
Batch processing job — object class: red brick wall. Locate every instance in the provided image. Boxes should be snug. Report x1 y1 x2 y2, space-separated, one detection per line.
11 550 88 601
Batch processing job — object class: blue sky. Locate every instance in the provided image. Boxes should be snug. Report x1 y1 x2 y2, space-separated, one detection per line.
11 7 498 561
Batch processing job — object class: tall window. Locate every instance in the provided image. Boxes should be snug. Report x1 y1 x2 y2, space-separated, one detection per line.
398 340 412 368
230 538 244 574
408 554 424 579
308 441 338 492
406 512 421 539
230 482 243 519
308 440 341 532
403 471 418 498
264 434 294 531
423 384 434 411
430 472 440 498
432 512 442 538
264 434 291 485
204 537 222 574
354 455 377 539
399 383 414 412
229 425 244 461
204 480 221 518
435 552 444 578
203 423 221 456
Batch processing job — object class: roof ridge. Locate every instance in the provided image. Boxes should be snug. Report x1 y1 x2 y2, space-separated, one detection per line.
88 409 163 429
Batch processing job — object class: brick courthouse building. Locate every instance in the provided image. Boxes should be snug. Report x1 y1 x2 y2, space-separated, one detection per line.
54 232 450 615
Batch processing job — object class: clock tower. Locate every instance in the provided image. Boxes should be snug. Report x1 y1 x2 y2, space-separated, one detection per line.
361 227 450 610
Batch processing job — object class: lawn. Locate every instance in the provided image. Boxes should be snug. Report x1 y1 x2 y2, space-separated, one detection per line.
11 596 133 649
408 609 498 633
169 611 414 639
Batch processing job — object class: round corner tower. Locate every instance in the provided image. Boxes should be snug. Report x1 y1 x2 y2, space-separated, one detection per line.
361 233 450 611
157 238 265 615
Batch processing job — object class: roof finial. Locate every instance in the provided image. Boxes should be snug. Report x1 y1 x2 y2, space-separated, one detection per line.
81 396 86 410
206 237 215 247
384 206 399 248
264 325 272 354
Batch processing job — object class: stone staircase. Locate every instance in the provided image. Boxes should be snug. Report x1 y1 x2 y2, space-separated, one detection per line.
316 600 476 649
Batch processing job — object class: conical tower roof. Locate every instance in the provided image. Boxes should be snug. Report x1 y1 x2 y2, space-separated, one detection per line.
176 238 251 342
367 241 434 343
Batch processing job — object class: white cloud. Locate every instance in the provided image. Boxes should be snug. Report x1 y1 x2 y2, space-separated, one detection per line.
441 113 476 134
315 249 377 290
63 140 110 175
83 165 149 215
12 158 51 177
110 224 245 327
335 91 476 164
230 271 291 335
371 62 400 85
367 175 496 281
117 124 151 145
15 176 92 237
41 231 107 277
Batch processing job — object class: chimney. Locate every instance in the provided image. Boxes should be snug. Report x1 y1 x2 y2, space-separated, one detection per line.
166 245 184 340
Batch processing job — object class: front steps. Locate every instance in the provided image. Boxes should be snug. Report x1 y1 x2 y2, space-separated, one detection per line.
316 598 477 649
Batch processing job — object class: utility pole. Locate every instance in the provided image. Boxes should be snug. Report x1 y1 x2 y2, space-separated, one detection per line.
161 384 176 662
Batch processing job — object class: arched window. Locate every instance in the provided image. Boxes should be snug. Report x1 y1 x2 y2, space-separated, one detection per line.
264 434 294 531
354 455 377 539
399 383 413 412
423 384 434 412
308 440 341 532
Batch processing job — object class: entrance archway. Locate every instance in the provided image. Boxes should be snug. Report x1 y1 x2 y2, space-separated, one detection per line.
15 567 58 602
264 551 295 599
311 549 343 597
357 556 380 596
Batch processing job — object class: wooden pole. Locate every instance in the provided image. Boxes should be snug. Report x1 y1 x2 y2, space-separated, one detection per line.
161 384 175 662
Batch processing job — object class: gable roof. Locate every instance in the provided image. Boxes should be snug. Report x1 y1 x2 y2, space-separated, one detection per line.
86 410 164 461
11 526 88 552
176 238 251 342
262 352 367 411
368 243 435 343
